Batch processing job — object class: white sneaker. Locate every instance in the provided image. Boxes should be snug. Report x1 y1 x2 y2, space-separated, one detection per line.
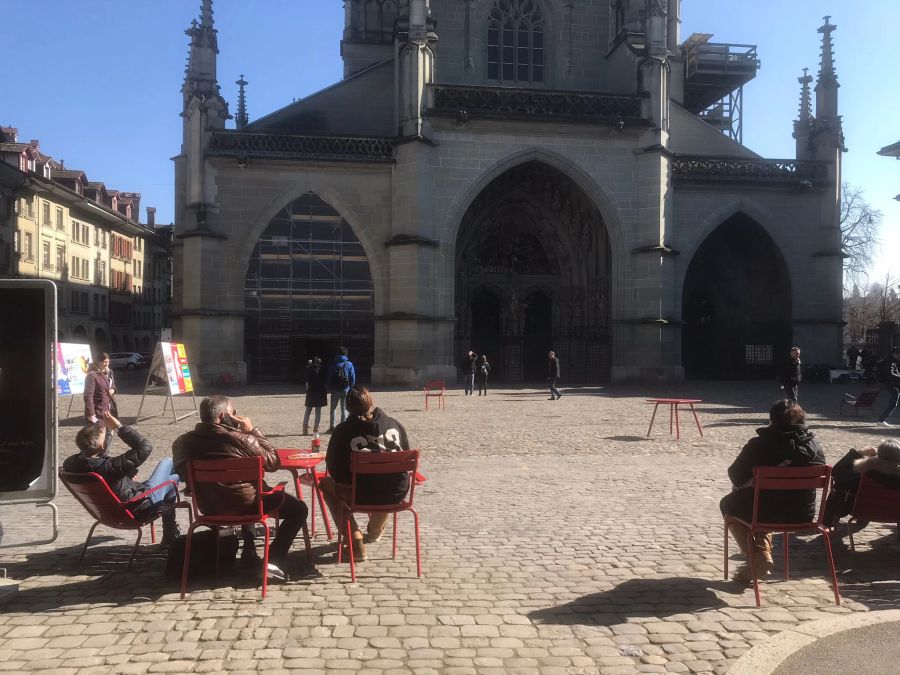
266 562 288 582
880 421 894 427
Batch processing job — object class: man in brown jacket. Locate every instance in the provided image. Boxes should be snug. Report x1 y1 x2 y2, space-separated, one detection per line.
173 395 307 582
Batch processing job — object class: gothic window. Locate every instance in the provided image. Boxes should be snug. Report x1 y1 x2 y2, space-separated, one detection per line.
487 0 544 84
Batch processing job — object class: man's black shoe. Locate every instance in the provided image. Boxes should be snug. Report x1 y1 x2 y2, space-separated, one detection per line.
161 523 181 547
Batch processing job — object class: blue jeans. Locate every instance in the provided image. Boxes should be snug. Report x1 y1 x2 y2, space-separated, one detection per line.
303 406 322 431
330 389 348 428
880 386 900 422
143 458 179 504
464 373 475 395
549 378 560 399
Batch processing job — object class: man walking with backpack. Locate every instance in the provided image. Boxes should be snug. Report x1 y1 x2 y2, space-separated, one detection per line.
878 346 900 427
327 346 356 432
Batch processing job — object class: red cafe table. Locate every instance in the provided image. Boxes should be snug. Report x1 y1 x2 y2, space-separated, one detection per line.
646 399 704 440
276 449 332 539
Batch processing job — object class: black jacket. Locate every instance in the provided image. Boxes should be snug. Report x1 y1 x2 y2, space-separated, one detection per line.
462 355 477 375
884 356 900 387
548 356 560 379
476 358 490 382
304 364 328 408
326 407 411 505
62 425 153 504
728 425 825 522
780 357 802 385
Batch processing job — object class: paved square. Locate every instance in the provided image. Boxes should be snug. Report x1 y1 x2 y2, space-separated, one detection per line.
1 380 899 674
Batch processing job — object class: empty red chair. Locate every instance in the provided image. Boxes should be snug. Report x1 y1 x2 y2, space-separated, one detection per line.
423 381 445 410
60 471 189 570
846 472 900 551
723 465 840 607
839 389 880 417
180 457 311 599
336 449 422 582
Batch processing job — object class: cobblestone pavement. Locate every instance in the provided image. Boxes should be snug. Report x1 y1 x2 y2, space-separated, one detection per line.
1 379 899 674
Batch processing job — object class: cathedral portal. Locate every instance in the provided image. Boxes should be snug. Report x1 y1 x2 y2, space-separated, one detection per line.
455 162 610 383
682 214 792 379
244 193 374 382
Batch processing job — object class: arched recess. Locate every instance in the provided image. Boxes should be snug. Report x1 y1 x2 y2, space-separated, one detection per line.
244 192 375 383
455 160 611 382
682 213 792 379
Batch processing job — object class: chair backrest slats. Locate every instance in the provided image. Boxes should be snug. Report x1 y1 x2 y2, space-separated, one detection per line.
187 456 264 518
852 473 900 522
349 449 420 509
59 471 138 527
751 465 831 527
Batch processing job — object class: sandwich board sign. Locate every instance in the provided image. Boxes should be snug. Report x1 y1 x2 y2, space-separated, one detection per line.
135 342 198 424
55 342 93 418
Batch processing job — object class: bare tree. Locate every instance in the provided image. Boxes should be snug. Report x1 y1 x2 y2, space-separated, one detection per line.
841 182 883 288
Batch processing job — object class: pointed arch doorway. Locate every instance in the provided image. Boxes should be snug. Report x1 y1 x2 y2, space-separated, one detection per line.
682 213 792 379
455 161 611 383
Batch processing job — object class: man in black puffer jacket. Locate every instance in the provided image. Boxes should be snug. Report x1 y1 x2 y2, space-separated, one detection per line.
63 412 180 543
720 399 825 582
319 386 412 562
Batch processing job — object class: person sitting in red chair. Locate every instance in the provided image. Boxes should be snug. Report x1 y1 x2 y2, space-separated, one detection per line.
720 400 825 581
319 386 411 562
63 412 181 544
824 439 900 528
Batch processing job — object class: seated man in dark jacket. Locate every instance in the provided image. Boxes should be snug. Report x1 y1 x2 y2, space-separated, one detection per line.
172 395 308 582
319 386 411 562
720 400 825 581
63 412 181 544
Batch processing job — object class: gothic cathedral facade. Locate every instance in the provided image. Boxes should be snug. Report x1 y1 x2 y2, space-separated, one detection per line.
174 1 844 386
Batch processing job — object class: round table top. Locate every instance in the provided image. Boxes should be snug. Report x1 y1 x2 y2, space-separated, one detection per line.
645 398 702 404
276 449 325 468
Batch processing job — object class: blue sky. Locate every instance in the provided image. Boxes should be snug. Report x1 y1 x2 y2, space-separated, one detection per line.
2 1 898 280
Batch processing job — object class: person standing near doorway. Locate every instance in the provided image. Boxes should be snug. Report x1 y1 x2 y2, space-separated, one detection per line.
878 346 900 427
476 354 490 396
327 346 356 432
303 356 327 435
779 347 802 403
548 350 561 400
462 350 476 395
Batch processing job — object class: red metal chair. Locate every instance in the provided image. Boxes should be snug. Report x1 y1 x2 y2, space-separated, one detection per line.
723 465 840 607
839 389 880 417
336 449 422 582
423 381 446 410
180 457 311 599
846 472 900 551
60 471 189 570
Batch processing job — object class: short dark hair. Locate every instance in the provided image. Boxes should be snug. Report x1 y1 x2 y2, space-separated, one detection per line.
200 395 231 423
769 399 806 428
346 385 374 418
76 424 105 455
339 346 349 357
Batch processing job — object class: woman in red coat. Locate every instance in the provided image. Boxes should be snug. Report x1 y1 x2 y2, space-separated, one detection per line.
83 353 118 452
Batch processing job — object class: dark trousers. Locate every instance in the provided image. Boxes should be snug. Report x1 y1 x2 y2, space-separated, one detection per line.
781 383 798 403
549 378 560 398
477 378 487 395
255 492 307 564
879 386 900 422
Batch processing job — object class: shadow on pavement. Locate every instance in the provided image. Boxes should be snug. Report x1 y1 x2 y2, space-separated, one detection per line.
603 436 649 442
528 577 741 626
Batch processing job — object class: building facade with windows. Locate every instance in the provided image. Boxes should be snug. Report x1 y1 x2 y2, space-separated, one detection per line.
175 0 845 385
0 128 172 355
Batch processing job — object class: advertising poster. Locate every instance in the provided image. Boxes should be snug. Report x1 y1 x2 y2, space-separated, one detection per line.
160 342 193 395
55 343 93 396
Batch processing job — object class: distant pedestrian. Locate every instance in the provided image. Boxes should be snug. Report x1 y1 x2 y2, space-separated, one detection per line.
847 345 860 370
327 346 356 432
476 355 490 396
547 350 561 400
83 353 119 453
878 346 900 427
779 347 801 403
462 350 476 395
303 356 327 435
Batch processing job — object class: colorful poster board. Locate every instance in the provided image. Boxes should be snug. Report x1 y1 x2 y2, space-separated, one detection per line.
136 341 198 424
55 343 92 396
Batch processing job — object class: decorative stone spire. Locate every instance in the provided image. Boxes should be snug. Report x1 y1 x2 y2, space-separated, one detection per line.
235 74 249 130
183 0 222 101
815 15 839 119
797 68 813 122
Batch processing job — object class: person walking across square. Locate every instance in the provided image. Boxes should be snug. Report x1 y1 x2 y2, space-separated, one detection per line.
547 350 561 400
779 347 802 403
327 347 356 432
878 346 900 427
